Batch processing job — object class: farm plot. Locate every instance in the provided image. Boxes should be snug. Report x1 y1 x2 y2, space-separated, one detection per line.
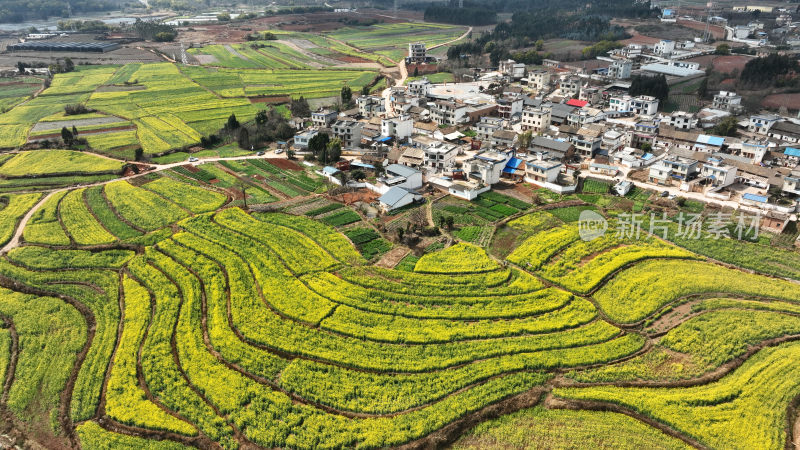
6 165 800 450
555 342 800 450
327 22 466 60
0 150 124 178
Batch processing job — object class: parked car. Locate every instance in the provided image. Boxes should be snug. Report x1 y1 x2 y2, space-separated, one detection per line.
275 149 284 154
188 157 198 162
660 190 669 197
257 151 265 156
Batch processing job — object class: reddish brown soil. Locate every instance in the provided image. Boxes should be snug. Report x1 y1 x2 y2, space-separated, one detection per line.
266 158 303 171
763 93 800 110
178 10 421 44
182 164 200 173
712 55 751 73
336 54 372 63
334 189 379 204
677 18 725 39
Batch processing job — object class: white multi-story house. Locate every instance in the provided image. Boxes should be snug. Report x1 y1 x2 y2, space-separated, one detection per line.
607 59 632 79
407 77 432 97
463 151 510 185
524 69 551 91
665 111 697 130
654 39 676 57
331 119 363 150
475 117 503 141
602 129 624 151
748 113 782 134
293 129 319 149
631 96 659 115
521 107 551 133
570 133 602 158
701 158 738 188
497 94 523 119
740 141 768 164
712 91 744 114
430 100 468 126
609 95 659 116
357 95 386 118
407 42 427 63
499 59 526 79
524 153 562 184
782 170 800 195
311 109 338 127
559 76 581 97
424 142 459 170
491 129 517 148
381 115 413 140
567 108 605 128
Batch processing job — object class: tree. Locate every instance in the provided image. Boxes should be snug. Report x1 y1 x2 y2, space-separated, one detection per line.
308 133 330 161
217 12 231 21
413 67 419 77
16 62 25 74
517 130 533 151
61 127 73 145
535 39 544 51
238 127 250 150
290 96 310 118
340 86 352 106
361 85 370 96
629 74 669 103
698 77 708 98
237 181 249 209
641 142 652 152
438 215 446 228
63 57 74 72
351 169 366 181
715 44 731 55
712 116 739 137
72 125 79 137
226 114 240 131
326 138 342 164
445 216 454 230
255 110 269 127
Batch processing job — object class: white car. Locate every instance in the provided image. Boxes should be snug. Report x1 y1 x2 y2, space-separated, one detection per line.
275 149 284 154
188 157 198 162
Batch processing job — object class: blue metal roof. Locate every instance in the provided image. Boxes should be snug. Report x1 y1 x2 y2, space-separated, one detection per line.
697 135 725 146
505 157 523 169
322 166 340 175
502 167 517 174
743 193 768 203
377 136 392 142
784 147 800 157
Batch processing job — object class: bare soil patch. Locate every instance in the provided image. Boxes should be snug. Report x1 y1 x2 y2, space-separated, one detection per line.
266 158 303 171
762 93 800 110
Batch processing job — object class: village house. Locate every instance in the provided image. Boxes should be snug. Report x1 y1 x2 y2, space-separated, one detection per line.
312 109 338 127
521 107 551 133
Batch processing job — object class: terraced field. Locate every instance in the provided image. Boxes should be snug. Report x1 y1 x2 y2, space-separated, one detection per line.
0 62 376 158
0 157 796 449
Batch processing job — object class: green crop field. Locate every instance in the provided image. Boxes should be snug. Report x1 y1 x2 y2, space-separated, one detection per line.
0 62 376 158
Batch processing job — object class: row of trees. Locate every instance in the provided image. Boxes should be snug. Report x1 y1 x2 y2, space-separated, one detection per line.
629 74 670 103
424 5 497 26
0 0 113 23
